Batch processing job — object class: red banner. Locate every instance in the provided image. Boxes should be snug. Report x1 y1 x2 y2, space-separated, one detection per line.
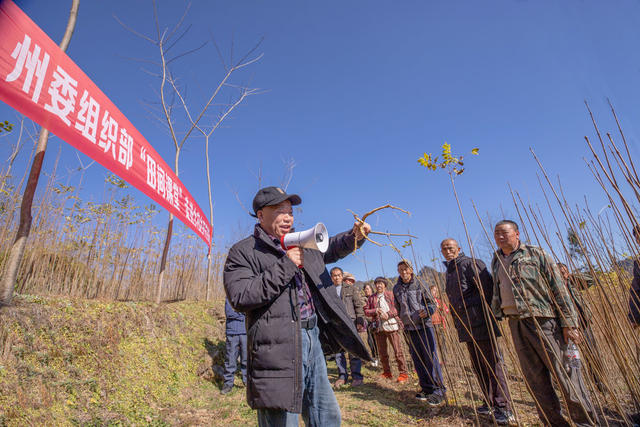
0 0 212 247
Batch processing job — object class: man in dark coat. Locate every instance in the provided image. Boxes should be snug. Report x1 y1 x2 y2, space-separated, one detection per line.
441 238 513 425
223 186 371 427
221 298 247 394
330 268 365 388
393 260 446 406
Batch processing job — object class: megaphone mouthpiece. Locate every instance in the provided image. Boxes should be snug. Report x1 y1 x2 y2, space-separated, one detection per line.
281 223 329 254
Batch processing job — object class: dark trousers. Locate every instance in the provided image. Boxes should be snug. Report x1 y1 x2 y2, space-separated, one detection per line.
509 317 595 427
223 334 247 387
465 339 511 410
433 324 447 367
335 351 362 380
406 326 445 395
366 326 379 360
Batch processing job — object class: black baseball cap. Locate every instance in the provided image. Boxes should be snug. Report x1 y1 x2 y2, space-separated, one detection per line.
252 186 302 217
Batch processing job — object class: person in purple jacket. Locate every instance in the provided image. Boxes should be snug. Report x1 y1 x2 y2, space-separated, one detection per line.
221 299 247 394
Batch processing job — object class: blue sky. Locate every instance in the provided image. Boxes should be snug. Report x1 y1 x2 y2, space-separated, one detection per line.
2 0 640 280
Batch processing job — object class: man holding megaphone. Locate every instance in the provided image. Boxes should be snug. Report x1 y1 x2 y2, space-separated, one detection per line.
224 186 372 427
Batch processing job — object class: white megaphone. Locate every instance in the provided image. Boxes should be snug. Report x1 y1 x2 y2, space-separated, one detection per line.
280 223 329 254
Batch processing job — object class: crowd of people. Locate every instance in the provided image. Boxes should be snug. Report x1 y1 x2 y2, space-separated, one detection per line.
221 186 640 427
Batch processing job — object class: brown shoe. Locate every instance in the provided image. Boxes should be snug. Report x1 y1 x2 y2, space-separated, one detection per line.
333 378 346 388
351 378 363 387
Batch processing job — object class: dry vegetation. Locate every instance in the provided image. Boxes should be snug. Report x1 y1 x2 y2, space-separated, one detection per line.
0 159 226 302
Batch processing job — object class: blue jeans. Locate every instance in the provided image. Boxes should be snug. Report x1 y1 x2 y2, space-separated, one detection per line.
407 326 445 396
335 352 362 381
257 324 341 427
223 334 247 387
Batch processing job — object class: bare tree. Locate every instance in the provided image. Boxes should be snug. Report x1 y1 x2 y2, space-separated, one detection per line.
280 157 296 191
0 117 25 196
177 64 262 300
0 0 80 306
117 1 262 303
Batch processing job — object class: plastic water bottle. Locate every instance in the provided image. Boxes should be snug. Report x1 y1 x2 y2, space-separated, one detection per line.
563 340 581 373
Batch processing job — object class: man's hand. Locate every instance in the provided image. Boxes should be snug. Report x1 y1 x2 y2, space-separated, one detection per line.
563 327 582 345
418 309 429 319
353 221 371 241
380 312 389 321
286 247 304 267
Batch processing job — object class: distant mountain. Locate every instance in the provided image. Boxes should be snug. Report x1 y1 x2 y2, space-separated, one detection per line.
418 265 445 289
352 264 445 292
617 258 635 276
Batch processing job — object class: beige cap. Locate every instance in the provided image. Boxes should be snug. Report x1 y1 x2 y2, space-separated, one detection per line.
343 272 356 282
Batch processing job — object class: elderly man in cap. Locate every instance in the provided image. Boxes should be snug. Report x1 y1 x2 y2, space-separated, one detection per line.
224 186 371 427
491 220 595 426
330 268 366 388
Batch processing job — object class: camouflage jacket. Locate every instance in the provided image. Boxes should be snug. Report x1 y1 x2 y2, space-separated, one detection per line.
491 244 578 328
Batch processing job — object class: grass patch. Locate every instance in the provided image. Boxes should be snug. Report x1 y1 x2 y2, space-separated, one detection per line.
0 295 632 425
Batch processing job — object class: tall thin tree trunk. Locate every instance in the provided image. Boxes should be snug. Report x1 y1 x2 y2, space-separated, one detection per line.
205 134 213 301
0 0 80 306
156 149 179 303
156 214 173 303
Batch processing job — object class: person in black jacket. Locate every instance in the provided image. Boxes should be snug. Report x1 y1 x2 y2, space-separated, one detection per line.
330 268 365 388
223 186 371 427
441 238 513 425
221 299 247 394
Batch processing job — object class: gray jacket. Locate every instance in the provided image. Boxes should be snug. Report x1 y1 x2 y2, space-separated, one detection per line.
339 283 365 321
393 275 436 331
223 224 370 413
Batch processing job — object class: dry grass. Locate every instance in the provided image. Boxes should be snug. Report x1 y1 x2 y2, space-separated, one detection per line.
0 166 226 302
0 295 633 426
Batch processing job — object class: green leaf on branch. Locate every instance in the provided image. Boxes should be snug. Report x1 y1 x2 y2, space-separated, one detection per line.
0 120 14 134
417 143 479 177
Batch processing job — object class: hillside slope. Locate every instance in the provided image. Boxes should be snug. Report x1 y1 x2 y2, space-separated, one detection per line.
0 295 479 426
0 295 629 426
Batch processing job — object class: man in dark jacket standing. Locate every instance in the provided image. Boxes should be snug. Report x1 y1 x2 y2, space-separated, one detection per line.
221 299 247 394
330 268 365 388
440 238 513 425
223 186 371 427
393 260 446 406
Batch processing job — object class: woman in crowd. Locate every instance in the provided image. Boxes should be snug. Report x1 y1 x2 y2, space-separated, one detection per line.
362 283 379 367
364 277 408 382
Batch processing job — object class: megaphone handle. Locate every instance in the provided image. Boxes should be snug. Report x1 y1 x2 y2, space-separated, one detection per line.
280 235 290 251
280 235 303 268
